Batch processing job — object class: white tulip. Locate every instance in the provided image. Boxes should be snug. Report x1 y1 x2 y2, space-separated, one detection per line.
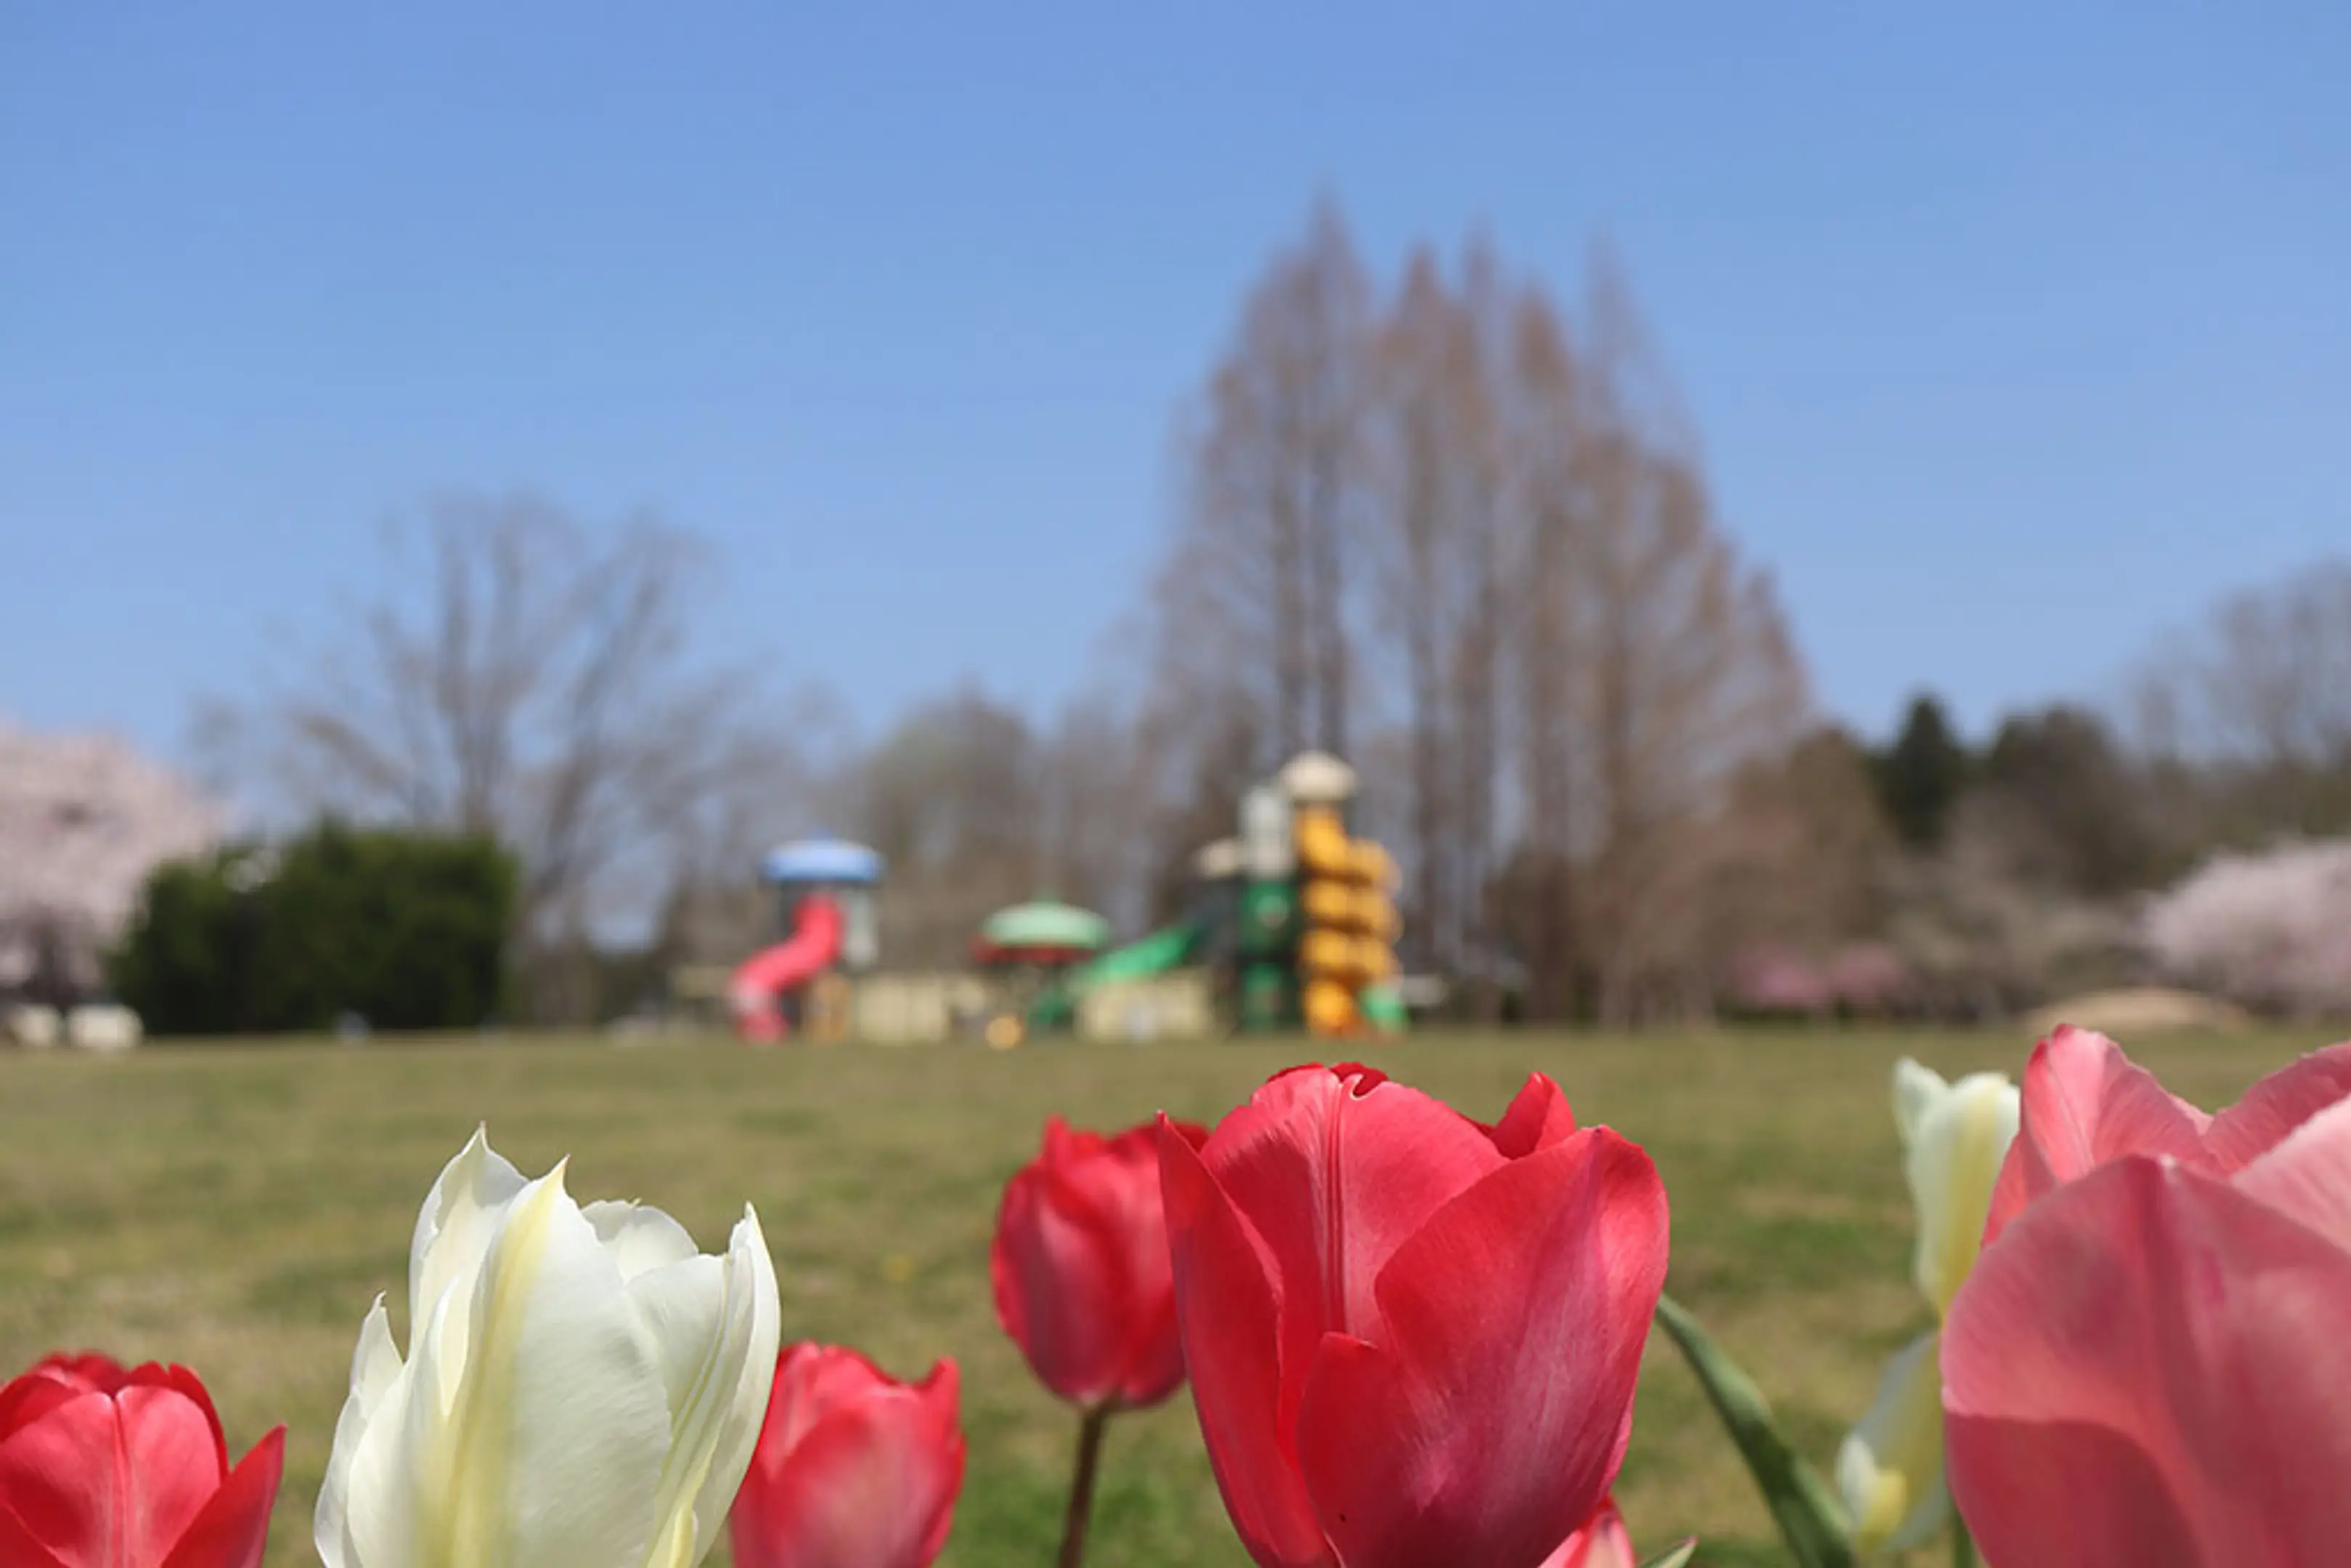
1835 1329 1947 1551
1891 1058 2019 1319
1838 1060 2019 1553
316 1130 782 1568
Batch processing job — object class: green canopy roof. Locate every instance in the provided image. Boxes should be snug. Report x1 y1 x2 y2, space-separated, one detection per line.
980 900 1112 952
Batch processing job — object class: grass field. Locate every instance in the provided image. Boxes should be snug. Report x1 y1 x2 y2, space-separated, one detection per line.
1 1024 2336 1566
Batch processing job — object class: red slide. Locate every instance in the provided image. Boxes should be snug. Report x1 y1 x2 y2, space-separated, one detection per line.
728 894 846 1041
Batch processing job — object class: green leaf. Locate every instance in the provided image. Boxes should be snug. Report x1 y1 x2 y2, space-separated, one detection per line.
1638 1543 1699 1568
1653 1292 1857 1568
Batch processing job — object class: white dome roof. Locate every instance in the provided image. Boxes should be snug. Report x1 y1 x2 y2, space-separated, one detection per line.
1278 750 1358 804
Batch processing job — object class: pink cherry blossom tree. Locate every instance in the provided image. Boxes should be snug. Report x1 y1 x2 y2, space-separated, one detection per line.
2143 839 2351 1017
0 722 221 1003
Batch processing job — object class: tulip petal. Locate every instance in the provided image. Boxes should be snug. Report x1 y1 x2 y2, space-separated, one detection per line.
1541 1497 1637 1568
2204 1040 2351 1172
627 1257 727 1428
129 1365 230 1474
1294 1127 1668 1568
161 1426 284 1568
1891 1058 1945 1153
1487 1074 1578 1158
0 1373 84 1442
417 1167 673 1568
0 1390 118 1562
629 1255 726 1568
1947 1414 2195 1568
1158 1115 1333 1568
908 1364 963 1564
1984 1026 2210 1246
729 1364 963 1568
118 1379 236 1565
408 1128 530 1373
1205 1066 1508 1368
334 1312 431 1568
584 1201 702 1280
315 1297 404 1568
28 1355 132 1396
1945 1157 2351 1567
753 1344 848 1458
0 1504 70 1568
1833 1330 1947 1551
992 1153 1144 1407
0 1379 226 1568
1907 1072 2018 1316
1095 1123 1195 1406
2230 1095 2351 1252
645 1206 783 1568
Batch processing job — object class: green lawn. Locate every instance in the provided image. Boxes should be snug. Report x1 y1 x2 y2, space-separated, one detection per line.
1 1025 2334 1566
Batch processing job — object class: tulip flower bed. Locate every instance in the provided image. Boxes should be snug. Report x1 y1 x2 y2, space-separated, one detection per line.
0 1024 2336 1566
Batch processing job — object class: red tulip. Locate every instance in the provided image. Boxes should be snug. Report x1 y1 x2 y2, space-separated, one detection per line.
730 1344 965 1568
1160 1063 1669 1568
1945 1032 2351 1567
993 1115 1209 1410
0 1353 284 1568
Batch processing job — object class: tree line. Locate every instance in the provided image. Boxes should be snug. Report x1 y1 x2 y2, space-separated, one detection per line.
184 203 2351 1028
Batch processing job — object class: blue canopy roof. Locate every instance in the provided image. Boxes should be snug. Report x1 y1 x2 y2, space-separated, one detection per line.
760 838 885 886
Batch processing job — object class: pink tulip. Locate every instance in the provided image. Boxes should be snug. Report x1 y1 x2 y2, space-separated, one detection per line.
729 1344 965 1568
993 1115 1208 1410
1160 1063 1668 1568
1541 1497 1639 1568
1981 1024 2351 1248
1945 1030 2351 1567
0 1353 285 1568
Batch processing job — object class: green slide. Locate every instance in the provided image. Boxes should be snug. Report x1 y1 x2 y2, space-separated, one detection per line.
1027 923 1202 1031
1359 980 1409 1032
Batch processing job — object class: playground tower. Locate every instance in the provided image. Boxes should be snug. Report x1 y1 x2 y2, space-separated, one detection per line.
1224 752 1403 1038
1279 753 1401 1037
730 837 883 1041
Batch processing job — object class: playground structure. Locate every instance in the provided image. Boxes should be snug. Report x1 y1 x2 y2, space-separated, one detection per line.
1236 751 1405 1038
727 838 881 1041
715 751 1404 1045
972 899 1113 1048
1013 749 1404 1042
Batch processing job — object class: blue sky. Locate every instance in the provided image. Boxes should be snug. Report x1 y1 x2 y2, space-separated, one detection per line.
4 3 2347 763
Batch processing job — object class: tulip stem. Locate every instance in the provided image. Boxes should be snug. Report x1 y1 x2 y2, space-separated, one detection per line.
1950 1521 1976 1568
1056 1406 1112 1568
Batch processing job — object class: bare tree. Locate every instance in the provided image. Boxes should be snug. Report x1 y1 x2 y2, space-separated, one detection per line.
1122 201 1380 933
1693 727 1894 975
648 681 859 981
1169 199 1374 762
1444 240 1515 1005
1374 249 1475 973
1499 287 1586 1017
200 493 796 1020
1140 205 1812 1021
847 686 1048 966
1565 262 1811 1022
2129 558 2351 840
1136 700 1264 926
1030 696 1157 930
